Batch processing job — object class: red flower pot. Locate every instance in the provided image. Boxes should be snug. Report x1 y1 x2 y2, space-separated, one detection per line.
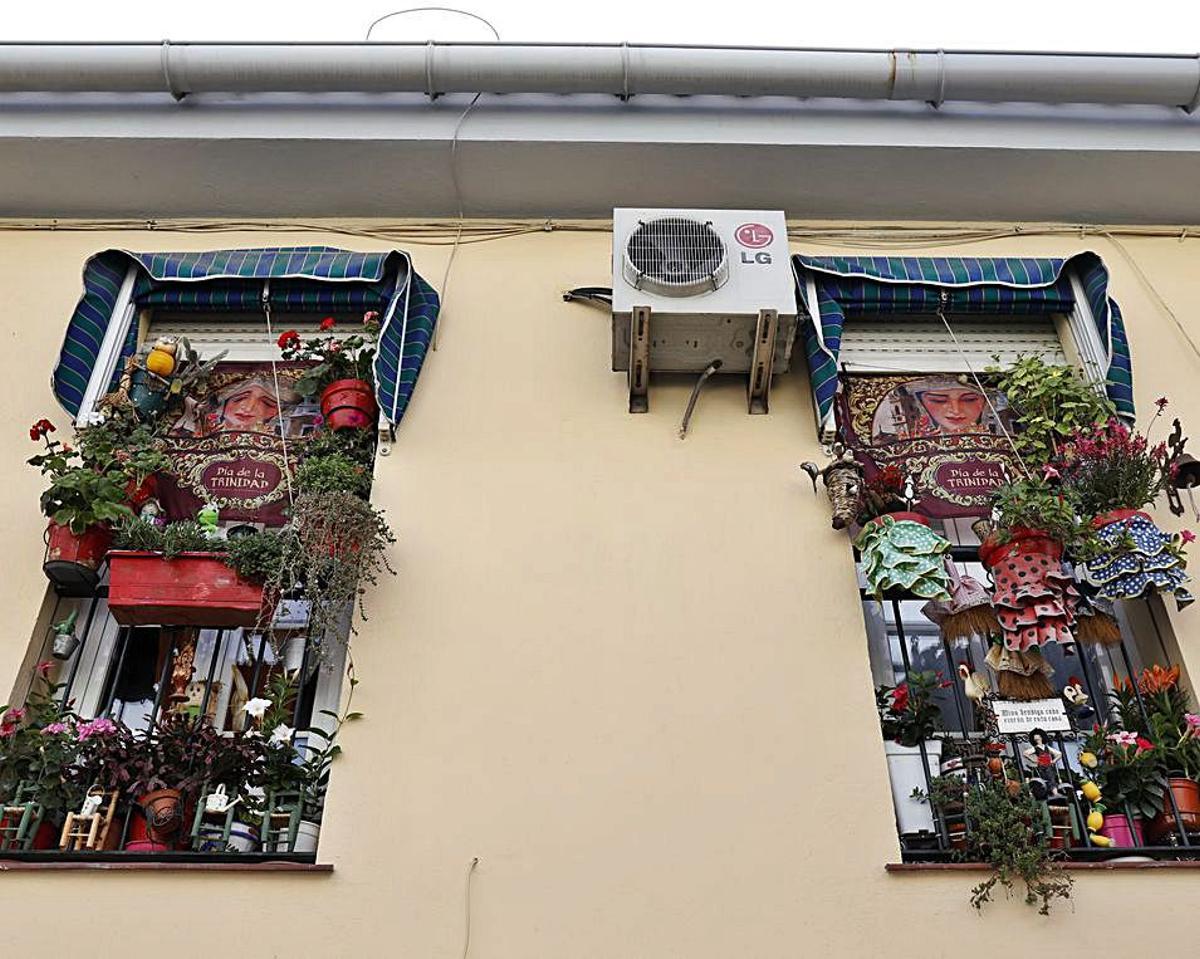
43 521 112 591
978 527 1062 571
320 379 378 431
1098 813 1145 848
1147 777 1200 842
138 788 184 842
107 551 277 628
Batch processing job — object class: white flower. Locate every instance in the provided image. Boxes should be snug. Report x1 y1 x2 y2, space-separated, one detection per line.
240 697 272 720
269 724 295 745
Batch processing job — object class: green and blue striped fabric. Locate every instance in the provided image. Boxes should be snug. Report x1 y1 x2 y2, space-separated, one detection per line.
793 252 1134 425
53 246 440 427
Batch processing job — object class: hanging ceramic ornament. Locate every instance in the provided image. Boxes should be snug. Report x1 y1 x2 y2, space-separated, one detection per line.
1073 586 1123 647
1080 509 1193 611
980 528 1079 651
855 512 952 601
921 560 1000 643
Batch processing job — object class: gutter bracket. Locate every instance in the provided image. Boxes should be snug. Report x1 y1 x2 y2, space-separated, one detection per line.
926 48 946 109
161 40 187 102
1185 55 1200 114
747 308 779 415
425 40 441 101
628 305 650 413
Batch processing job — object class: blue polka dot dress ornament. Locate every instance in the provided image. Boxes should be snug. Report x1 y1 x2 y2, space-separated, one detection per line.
1081 510 1193 610
855 512 952 601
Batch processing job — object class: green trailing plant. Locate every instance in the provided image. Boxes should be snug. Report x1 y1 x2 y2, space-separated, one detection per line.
875 671 949 747
964 778 1072 915
302 425 376 468
224 529 297 585
988 354 1115 464
295 452 373 499
275 490 397 648
912 774 968 815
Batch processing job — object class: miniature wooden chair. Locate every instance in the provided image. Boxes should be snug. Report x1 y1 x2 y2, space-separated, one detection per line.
59 787 117 851
0 783 45 851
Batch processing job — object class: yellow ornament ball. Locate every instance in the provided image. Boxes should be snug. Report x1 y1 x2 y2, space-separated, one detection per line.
1080 751 1098 769
1086 810 1104 832
145 349 176 377
1082 781 1102 802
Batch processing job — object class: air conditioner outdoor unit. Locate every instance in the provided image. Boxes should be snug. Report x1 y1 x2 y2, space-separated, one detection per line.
611 208 797 414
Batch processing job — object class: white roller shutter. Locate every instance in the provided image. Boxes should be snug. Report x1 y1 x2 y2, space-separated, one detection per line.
838 314 1066 375
145 312 329 363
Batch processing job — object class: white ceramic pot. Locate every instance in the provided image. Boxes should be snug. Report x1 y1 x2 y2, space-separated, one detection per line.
292 819 320 854
884 740 942 836
227 820 259 853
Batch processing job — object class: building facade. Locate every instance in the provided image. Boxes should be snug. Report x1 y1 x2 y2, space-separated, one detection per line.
2 42 1200 957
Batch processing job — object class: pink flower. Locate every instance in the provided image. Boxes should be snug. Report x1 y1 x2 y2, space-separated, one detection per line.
35 661 54 675
0 724 14 739
75 717 116 741
1109 730 1139 747
363 310 380 325
1187 713 1200 730
3 708 25 724
1042 465 1060 481
42 722 68 735
312 414 324 427
1182 530 1196 545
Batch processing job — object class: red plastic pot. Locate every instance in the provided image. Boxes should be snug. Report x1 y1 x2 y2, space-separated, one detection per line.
107 551 277 628
978 527 1063 571
43 521 112 589
320 378 378 431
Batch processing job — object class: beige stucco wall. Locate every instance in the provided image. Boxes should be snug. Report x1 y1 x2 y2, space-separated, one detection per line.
2 225 1200 956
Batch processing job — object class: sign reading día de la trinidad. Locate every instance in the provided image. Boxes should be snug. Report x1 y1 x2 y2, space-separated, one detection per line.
837 373 1020 518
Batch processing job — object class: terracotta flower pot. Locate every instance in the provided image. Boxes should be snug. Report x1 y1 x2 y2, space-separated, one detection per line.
107 551 277 628
320 378 378 431
1147 777 1200 842
43 521 112 590
139 788 184 841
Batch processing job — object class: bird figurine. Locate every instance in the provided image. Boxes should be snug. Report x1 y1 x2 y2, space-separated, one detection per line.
144 336 179 377
957 662 991 706
1062 676 1095 722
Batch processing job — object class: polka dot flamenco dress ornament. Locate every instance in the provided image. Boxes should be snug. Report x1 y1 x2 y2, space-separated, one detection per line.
1080 510 1193 610
855 513 952 601
978 528 1077 701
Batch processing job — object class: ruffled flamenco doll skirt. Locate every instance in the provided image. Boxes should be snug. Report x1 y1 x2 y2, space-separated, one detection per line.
979 529 1078 652
854 513 951 601
1081 510 1193 611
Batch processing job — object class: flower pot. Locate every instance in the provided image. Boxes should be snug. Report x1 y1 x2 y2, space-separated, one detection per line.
884 739 942 835
1146 777 1200 842
195 819 259 853
107 551 277 628
43 521 111 591
1098 813 1145 848
291 819 320 854
320 379 378 431
138 788 184 841
123 838 174 853
52 629 80 660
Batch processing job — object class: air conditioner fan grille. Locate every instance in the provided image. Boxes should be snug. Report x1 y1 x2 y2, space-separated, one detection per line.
623 217 729 297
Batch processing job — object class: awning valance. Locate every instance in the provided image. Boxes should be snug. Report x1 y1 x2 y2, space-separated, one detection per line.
53 246 439 426
793 252 1133 426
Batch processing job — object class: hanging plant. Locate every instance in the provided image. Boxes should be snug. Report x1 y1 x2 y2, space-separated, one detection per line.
1055 407 1193 610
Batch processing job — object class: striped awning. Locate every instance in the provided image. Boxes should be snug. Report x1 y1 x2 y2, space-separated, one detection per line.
53 246 440 426
793 252 1133 426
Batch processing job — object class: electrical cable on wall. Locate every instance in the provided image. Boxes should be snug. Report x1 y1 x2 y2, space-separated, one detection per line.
362 6 503 351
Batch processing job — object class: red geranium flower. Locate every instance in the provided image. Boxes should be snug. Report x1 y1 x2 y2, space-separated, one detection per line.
28 418 55 441
319 316 337 332
890 683 910 713
1137 737 1155 752
277 330 301 349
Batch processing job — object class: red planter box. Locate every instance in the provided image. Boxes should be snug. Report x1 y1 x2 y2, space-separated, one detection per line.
107 551 275 628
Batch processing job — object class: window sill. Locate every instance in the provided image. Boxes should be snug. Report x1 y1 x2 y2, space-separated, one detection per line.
0 859 333 873
888 860 1200 872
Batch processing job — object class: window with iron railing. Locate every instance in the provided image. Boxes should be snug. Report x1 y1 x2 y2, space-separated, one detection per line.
862 523 1199 862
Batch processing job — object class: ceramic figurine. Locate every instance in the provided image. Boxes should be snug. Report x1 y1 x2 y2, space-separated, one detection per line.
197 503 220 538
50 608 80 660
1022 727 1064 800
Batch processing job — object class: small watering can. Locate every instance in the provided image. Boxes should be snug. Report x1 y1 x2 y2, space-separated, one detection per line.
204 784 240 816
79 786 105 818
